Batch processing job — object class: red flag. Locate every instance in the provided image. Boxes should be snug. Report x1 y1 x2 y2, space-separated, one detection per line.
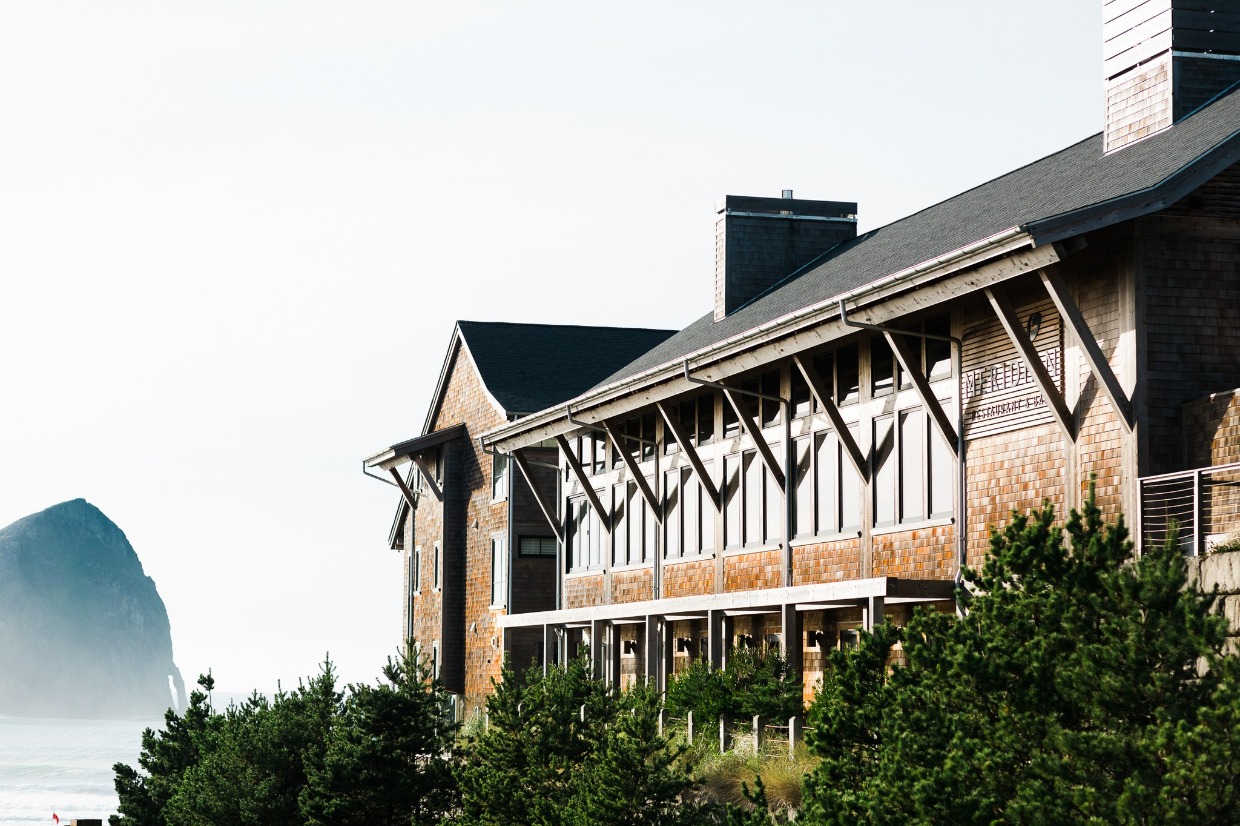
53 815 59 825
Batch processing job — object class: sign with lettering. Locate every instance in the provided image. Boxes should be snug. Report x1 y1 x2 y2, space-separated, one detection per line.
962 296 1063 439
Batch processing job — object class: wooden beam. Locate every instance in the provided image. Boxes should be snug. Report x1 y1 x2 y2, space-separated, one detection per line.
792 355 869 480
485 241 1063 453
882 331 959 456
655 401 721 509
601 421 663 524
1039 268 1134 432
985 287 1076 442
410 455 443 501
554 434 611 531
512 449 564 543
388 468 419 512
722 388 786 491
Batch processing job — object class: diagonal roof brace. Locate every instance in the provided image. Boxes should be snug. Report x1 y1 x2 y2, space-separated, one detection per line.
601 420 663 523
555 433 612 533
791 354 869 480
883 331 959 455
511 448 564 543
985 286 1077 442
1038 267 1133 432
656 400 722 508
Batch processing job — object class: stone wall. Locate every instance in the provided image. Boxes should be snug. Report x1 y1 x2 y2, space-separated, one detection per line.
1188 551 1240 652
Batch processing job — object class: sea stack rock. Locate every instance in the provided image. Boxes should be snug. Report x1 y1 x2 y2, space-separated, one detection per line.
0 499 186 719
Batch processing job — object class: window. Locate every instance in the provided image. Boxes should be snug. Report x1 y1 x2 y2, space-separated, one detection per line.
722 395 740 438
612 480 653 566
611 482 627 565
735 372 782 429
491 454 508 501
925 314 952 381
895 314 953 388
432 542 441 590
615 413 657 465
666 394 716 453
790 368 812 418
568 495 604 571
873 408 954 527
491 537 507 608
871 336 896 396
431 641 440 681
664 464 709 559
725 450 780 548
572 433 607 476
413 545 423 595
519 536 557 557
760 371 781 427
794 426 862 537
837 345 859 405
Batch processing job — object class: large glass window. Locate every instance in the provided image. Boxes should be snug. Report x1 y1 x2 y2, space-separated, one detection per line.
899 411 925 523
724 455 742 547
611 483 628 566
873 416 897 527
873 408 954 527
793 429 860 537
664 470 681 559
726 450 779 547
568 496 604 571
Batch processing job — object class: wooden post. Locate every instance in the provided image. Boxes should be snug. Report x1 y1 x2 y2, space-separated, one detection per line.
753 715 764 755
687 709 695 745
719 713 733 753
789 715 803 759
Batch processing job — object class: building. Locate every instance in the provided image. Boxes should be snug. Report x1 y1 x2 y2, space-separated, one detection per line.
363 321 674 717
479 1 1240 701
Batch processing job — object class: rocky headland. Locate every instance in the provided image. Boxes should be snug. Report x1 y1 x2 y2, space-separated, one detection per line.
0 499 185 718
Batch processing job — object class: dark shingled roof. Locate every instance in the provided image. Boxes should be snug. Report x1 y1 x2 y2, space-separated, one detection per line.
457 321 677 415
595 83 1240 389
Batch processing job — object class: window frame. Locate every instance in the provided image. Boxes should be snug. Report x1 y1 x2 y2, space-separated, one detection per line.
518 535 557 558
491 453 508 502
490 534 508 609
872 406 955 529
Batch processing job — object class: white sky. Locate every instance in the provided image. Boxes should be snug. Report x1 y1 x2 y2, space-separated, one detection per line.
0 1 1100 694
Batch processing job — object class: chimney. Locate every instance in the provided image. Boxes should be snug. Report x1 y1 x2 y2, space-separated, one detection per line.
714 193 857 321
1104 0 1240 153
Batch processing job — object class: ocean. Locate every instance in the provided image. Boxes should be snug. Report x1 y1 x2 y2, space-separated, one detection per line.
0 715 157 824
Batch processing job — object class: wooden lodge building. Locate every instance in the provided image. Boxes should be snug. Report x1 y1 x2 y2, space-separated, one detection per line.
363 321 674 716
467 1 1240 704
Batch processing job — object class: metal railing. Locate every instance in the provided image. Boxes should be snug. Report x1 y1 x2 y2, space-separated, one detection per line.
1140 461 1240 555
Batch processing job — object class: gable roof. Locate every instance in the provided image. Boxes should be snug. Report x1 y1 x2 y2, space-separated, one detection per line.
592 82 1240 389
453 321 677 417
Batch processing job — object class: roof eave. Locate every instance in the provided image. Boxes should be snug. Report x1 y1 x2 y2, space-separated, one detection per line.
1030 128 1240 244
482 227 1037 452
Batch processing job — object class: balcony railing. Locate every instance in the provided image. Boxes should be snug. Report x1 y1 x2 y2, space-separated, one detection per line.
1139 461 1240 555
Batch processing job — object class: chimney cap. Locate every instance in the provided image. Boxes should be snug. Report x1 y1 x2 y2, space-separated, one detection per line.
781 189 794 199
715 194 856 218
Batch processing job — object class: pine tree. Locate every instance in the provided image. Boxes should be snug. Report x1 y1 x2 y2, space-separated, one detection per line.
564 681 701 826
801 489 1240 825
300 643 457 824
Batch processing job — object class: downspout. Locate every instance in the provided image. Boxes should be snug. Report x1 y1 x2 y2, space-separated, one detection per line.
838 300 968 584
682 362 795 588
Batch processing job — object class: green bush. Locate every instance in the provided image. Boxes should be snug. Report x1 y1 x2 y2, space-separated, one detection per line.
666 647 802 727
